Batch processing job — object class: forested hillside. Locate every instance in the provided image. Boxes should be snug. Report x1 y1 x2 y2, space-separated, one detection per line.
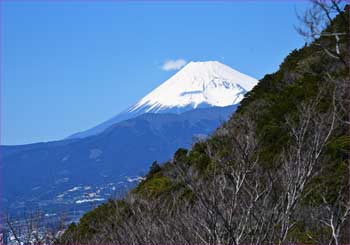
59 3 349 244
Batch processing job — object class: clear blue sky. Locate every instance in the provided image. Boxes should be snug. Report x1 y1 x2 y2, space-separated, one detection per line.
2 1 310 145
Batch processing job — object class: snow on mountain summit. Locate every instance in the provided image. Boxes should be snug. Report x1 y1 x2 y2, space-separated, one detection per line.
128 61 258 113
67 61 258 139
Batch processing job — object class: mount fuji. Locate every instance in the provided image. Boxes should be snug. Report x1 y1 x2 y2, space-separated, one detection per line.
2 60 258 217
68 61 258 139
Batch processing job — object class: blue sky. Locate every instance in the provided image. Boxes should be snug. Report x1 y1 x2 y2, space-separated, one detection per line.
2 1 310 145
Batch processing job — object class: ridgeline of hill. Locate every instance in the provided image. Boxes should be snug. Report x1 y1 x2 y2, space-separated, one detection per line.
59 9 349 244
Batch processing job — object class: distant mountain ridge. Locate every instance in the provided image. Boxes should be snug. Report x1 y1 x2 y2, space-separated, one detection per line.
2 105 238 216
68 61 258 139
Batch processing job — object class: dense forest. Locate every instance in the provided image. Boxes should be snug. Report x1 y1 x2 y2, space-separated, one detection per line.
6 1 349 244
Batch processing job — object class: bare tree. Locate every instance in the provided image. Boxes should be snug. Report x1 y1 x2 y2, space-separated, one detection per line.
318 183 350 245
4 209 66 244
296 0 348 67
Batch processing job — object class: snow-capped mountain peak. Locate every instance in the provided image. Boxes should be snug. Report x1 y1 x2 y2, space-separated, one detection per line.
67 61 258 139
128 61 257 113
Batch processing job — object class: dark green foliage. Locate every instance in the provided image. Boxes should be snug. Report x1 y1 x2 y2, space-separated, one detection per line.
173 148 188 165
60 200 120 242
147 160 162 178
188 142 211 172
135 172 173 197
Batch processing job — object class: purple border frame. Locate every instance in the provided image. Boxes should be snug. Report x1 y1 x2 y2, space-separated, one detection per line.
0 1 348 245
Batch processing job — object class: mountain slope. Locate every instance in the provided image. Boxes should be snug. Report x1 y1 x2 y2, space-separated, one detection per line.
60 10 349 244
129 61 256 112
2 105 237 216
68 61 258 139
